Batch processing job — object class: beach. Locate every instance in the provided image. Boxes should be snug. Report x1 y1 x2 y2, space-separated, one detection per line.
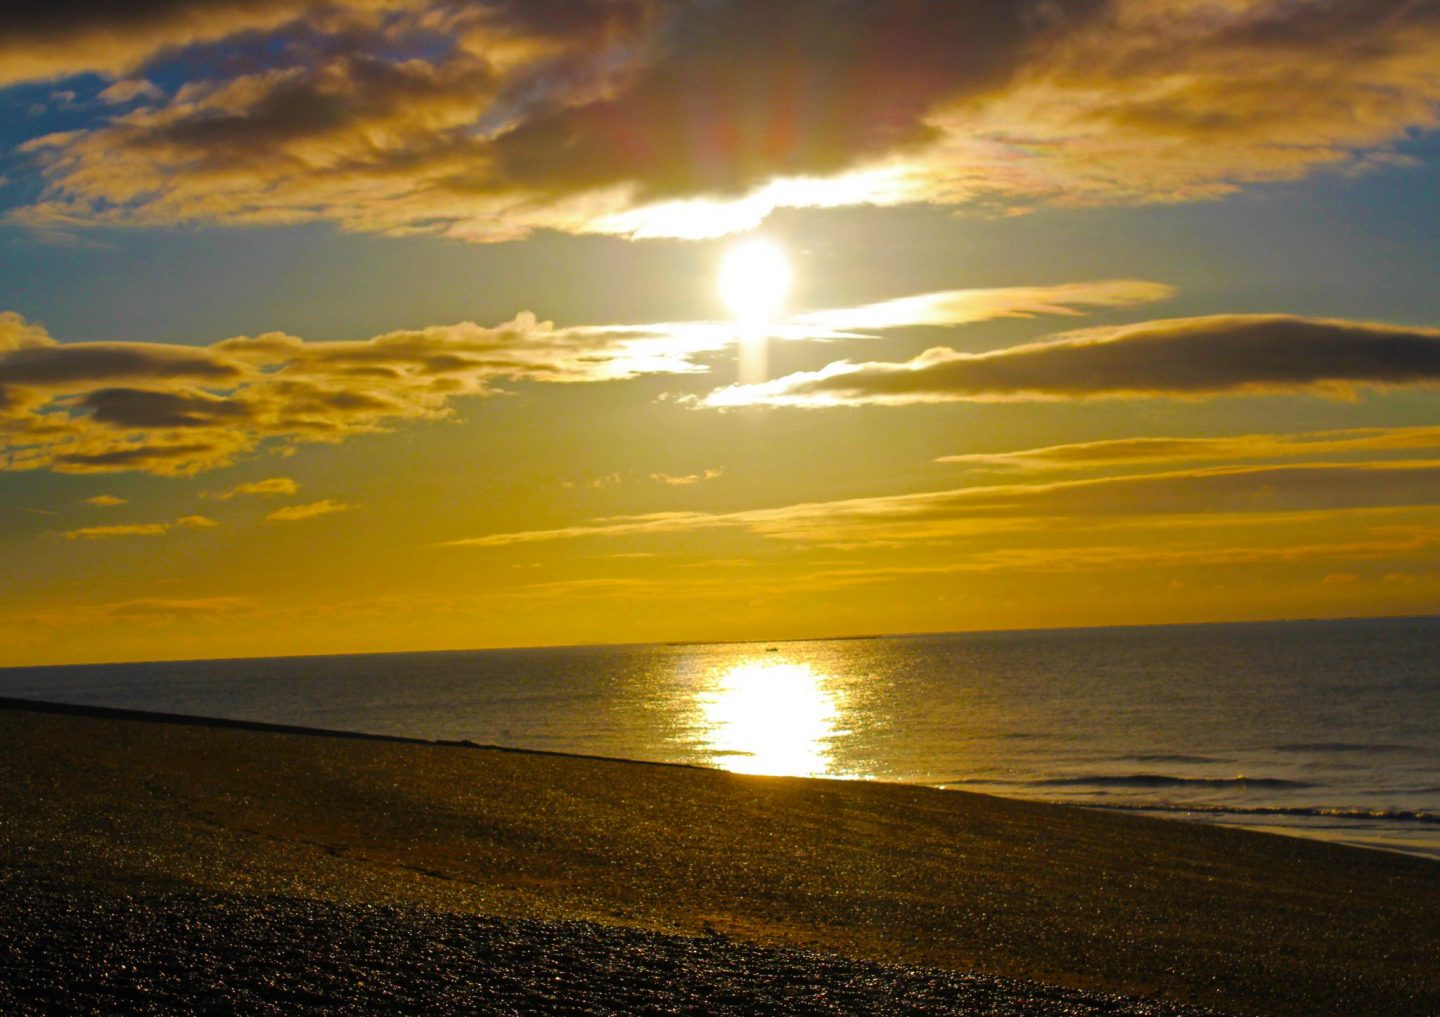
1 698 1437 1015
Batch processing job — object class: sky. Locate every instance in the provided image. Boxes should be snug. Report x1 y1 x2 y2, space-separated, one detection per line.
1 0 1439 665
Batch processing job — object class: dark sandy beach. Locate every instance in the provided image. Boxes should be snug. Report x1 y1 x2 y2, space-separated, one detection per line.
1 698 1437 1015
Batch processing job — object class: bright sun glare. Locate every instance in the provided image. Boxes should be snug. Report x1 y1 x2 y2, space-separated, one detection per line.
695 659 842 778
717 237 792 323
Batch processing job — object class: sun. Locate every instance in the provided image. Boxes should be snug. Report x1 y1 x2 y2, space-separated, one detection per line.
717 237 792 323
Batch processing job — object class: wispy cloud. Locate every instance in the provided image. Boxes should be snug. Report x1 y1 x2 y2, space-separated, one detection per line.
85 494 127 506
652 469 723 486
208 476 298 499
793 524 1440 580
939 426 1440 471
61 524 170 540
7 2 1440 239
265 499 349 523
24 596 260 627
446 460 1440 550
703 316 1440 407
96 79 163 105
793 281 1175 331
61 514 215 539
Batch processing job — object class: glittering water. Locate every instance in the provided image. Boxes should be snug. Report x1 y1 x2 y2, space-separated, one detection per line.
3 617 1437 858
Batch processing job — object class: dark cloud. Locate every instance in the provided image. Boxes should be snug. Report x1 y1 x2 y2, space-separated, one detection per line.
0 309 754 474
0 0 333 86
1 0 284 37
53 442 236 472
129 53 497 170
491 0 1103 199
11 1 1440 239
704 315 1440 406
0 342 240 386
78 387 257 429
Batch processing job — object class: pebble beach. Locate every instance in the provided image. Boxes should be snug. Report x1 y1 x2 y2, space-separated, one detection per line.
2 697 1437 1015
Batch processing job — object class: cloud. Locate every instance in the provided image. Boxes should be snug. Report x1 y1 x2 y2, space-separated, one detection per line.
85 494 128 506
0 310 767 476
209 476 297 499
265 499 348 522
60 512 218 539
702 315 1440 407
652 468 722 486
98 79 164 105
0 311 61 352
0 0 339 88
792 281 1175 331
8 1 1440 239
0 281 1162 476
938 426 1440 471
789 524 1440 580
24 595 259 627
62 523 167 540
446 460 1440 550
62 523 169 540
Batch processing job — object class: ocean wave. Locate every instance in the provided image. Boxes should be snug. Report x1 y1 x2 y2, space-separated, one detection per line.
1079 802 1440 826
1112 753 1226 765
1027 773 1314 790
1272 742 1414 754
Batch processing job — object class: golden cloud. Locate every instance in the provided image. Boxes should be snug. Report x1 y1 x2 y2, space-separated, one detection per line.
0 310 739 476
60 513 215 539
0 282 1160 476
938 426 1440 471
265 499 349 522
702 316 1440 406
652 469 723 486
61 523 170 540
7 1 1440 239
791 281 1176 332
209 476 298 499
446 460 1440 549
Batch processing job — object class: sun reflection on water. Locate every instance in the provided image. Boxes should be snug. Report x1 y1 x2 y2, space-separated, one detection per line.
694 659 846 778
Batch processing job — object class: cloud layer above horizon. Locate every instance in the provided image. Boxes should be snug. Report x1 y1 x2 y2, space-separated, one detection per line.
5 0 1440 240
7 277 1440 476
0 279 1173 476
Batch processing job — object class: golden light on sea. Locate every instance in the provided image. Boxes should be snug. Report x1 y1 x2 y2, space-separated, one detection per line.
694 659 842 777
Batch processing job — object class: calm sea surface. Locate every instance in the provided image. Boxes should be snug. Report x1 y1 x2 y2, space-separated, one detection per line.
3 617 1437 858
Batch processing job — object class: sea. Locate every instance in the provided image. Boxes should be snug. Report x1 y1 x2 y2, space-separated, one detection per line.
2 616 1437 860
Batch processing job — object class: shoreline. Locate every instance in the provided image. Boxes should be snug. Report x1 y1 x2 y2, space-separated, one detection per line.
2 692 1433 863
2 696 1438 1015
